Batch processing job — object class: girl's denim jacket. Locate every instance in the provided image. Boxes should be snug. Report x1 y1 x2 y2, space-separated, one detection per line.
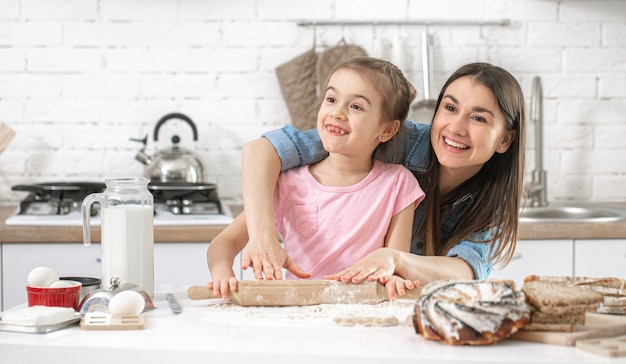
262 122 494 279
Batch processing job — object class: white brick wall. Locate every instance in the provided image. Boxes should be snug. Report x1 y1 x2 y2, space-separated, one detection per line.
0 0 625 205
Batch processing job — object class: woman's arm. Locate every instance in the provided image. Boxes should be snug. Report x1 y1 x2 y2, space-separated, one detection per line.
395 254 475 283
239 138 285 279
239 137 311 280
325 249 474 287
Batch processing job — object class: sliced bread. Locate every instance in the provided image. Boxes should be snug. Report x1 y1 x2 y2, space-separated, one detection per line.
522 281 604 308
524 275 625 289
523 322 574 332
529 310 586 325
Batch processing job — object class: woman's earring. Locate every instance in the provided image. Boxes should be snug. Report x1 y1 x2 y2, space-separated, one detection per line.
381 136 386 141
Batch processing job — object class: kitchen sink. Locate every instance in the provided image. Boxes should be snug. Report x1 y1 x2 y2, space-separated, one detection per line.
519 203 626 223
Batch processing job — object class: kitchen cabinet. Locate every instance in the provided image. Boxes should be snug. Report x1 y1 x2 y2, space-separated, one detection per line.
0 242 243 311
574 239 626 277
0 246 2 313
489 239 574 288
154 243 243 287
490 239 626 288
1 243 102 310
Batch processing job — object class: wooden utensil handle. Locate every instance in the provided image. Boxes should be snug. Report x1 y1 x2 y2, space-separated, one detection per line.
187 285 221 300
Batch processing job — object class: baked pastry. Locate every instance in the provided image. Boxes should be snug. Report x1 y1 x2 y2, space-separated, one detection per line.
412 279 531 345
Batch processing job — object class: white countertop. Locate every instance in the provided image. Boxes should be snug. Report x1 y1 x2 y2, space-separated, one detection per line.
1 288 625 364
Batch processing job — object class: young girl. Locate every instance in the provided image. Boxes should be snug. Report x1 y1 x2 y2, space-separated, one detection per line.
240 62 526 289
207 57 425 298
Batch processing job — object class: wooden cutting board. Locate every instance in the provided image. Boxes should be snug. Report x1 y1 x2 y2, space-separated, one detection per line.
80 313 147 330
576 337 626 357
512 313 626 346
187 280 422 306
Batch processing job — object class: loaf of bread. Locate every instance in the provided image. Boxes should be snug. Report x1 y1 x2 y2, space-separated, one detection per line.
524 275 625 316
521 280 605 332
524 275 625 289
412 279 531 345
522 280 604 308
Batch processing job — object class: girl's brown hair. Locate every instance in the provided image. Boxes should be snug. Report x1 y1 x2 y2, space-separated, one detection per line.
421 62 526 269
305 56 416 160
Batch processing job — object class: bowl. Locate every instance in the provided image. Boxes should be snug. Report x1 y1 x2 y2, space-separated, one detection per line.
27 281 81 310
60 277 101 301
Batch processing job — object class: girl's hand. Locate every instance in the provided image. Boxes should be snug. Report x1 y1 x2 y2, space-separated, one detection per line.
383 275 420 301
323 248 399 284
206 276 239 300
241 234 311 280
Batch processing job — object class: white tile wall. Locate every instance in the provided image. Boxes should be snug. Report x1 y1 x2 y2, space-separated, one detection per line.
0 0 625 205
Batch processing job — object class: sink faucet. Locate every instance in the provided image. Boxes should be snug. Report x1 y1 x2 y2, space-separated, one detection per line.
528 76 547 207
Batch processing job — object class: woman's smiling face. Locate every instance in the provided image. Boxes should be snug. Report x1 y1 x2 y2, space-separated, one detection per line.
430 76 515 182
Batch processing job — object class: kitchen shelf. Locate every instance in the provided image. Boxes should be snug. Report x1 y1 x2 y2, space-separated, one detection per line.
297 19 511 27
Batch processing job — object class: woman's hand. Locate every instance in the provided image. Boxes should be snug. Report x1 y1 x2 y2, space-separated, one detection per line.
240 233 287 280
206 276 238 300
323 247 400 284
241 234 311 280
384 275 420 301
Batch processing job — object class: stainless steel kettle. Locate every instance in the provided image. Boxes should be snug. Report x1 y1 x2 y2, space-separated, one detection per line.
131 113 205 183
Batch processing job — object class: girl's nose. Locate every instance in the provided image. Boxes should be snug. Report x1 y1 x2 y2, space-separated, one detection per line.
329 110 346 120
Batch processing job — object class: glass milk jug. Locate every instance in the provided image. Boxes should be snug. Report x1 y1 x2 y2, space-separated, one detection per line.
82 177 155 297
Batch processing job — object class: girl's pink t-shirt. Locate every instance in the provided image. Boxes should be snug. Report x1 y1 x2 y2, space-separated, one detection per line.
274 160 424 279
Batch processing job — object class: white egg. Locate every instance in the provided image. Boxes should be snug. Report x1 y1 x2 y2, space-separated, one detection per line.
108 290 145 315
49 280 81 288
27 266 59 288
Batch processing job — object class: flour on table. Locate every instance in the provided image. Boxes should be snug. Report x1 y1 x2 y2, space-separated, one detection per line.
332 315 399 327
186 298 416 328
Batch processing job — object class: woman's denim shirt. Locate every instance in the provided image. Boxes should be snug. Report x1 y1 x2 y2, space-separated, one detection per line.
262 123 494 279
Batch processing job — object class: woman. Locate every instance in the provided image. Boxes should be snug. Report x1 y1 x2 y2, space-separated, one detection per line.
240 62 526 287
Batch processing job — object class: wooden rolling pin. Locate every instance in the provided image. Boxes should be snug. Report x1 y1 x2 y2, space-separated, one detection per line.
187 280 422 306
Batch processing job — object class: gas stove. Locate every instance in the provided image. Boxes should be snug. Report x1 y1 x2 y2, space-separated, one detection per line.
5 181 233 226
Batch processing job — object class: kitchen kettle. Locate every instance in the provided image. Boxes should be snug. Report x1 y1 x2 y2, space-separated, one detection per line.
131 113 205 183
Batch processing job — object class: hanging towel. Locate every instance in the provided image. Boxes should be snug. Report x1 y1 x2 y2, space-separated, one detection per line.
275 48 319 131
0 122 15 155
315 41 368 96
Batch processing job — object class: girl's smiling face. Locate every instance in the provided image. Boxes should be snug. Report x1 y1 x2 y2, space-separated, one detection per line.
431 76 515 184
317 68 393 158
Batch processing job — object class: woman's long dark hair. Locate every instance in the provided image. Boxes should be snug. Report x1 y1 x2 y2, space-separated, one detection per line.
421 63 526 269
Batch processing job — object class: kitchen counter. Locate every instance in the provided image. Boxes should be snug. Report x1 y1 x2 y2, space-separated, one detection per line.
0 206 232 243
2 205 626 243
1 290 625 364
